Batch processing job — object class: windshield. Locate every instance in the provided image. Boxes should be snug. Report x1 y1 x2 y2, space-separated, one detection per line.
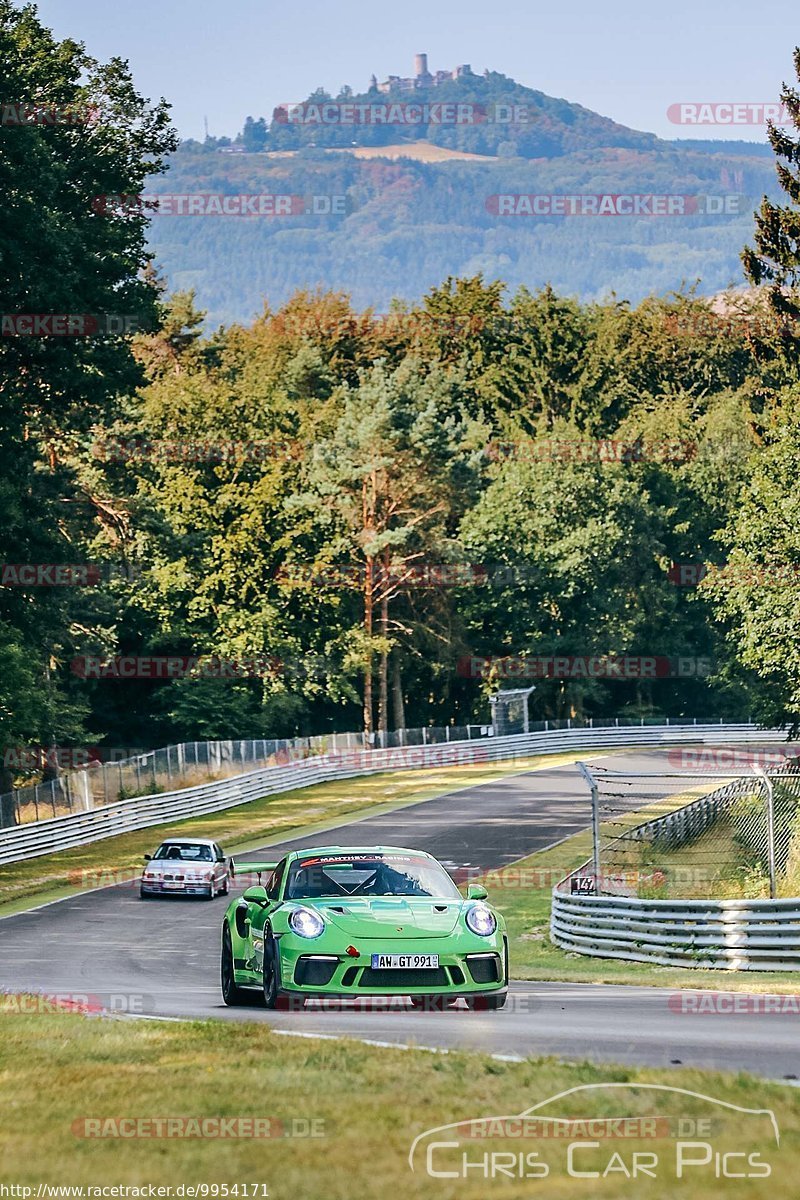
153 843 213 862
285 854 461 900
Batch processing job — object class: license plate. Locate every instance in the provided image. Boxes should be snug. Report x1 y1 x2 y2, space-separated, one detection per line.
371 954 439 969
163 880 183 889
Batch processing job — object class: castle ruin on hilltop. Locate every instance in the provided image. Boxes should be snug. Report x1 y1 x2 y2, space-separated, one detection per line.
370 54 475 95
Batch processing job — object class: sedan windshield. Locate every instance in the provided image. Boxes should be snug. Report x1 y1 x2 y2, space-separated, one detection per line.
285 854 461 900
153 843 213 862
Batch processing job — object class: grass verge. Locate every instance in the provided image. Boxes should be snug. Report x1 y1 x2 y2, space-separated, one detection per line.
0 1007 796 1196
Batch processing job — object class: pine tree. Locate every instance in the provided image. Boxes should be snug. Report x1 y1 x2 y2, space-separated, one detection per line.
742 47 800 325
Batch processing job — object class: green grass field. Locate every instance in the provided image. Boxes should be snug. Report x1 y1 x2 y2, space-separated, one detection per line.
0 1007 796 1198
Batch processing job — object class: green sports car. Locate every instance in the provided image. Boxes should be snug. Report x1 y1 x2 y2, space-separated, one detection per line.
220 845 508 1010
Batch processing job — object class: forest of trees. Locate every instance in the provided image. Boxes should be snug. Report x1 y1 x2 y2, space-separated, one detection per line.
3 3 800 791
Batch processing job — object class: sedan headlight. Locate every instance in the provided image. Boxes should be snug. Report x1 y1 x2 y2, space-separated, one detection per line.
465 904 497 937
289 907 325 939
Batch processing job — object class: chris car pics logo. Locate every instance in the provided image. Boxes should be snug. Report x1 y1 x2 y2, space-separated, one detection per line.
408 1084 779 1182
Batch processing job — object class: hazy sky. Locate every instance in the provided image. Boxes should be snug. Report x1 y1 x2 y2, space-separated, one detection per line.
32 0 797 142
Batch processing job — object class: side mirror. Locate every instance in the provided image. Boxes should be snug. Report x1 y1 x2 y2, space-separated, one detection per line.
242 885 269 906
143 854 152 862
467 883 488 900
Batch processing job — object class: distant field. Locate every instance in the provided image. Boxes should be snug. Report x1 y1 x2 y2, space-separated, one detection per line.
266 142 497 162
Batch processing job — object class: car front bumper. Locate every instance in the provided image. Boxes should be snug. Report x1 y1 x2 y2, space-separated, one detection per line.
141 879 212 895
275 934 507 996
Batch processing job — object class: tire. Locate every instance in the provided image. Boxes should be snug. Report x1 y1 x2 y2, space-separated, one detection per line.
261 934 298 1009
466 991 507 1011
221 924 252 1006
262 934 280 1009
221 877 229 896
139 888 151 900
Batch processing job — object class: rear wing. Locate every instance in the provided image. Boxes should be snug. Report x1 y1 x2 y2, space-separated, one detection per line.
229 859 278 885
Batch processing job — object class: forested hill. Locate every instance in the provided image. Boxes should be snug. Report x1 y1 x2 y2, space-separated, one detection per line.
150 133 779 328
260 71 661 158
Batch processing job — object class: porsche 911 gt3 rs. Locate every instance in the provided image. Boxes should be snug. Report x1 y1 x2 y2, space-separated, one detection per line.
220 845 508 1009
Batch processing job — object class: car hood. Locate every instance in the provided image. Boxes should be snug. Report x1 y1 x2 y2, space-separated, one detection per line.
143 861 212 874
309 897 464 939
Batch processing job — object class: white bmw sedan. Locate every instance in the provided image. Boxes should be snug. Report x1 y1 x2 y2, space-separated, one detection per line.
140 838 231 899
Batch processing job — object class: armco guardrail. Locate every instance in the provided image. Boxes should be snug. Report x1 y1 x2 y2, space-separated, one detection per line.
621 777 750 851
0 722 785 866
551 759 800 971
551 890 800 971
0 725 493 825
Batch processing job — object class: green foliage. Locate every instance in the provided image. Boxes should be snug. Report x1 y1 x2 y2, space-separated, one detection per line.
2 5 798 760
701 391 800 725
0 1 176 778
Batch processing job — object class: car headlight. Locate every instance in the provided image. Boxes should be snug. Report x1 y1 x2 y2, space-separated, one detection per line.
289 907 325 939
465 904 497 937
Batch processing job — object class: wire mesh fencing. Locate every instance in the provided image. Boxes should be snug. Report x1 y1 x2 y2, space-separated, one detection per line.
0 715 774 831
574 760 800 900
0 724 494 828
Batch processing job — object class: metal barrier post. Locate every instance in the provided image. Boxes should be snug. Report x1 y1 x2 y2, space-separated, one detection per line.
754 766 777 899
577 761 601 892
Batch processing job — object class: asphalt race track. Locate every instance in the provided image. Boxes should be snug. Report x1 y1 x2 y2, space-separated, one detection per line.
1 748 798 1081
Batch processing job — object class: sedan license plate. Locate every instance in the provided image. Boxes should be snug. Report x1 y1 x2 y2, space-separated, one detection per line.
371 953 439 969
163 880 183 889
